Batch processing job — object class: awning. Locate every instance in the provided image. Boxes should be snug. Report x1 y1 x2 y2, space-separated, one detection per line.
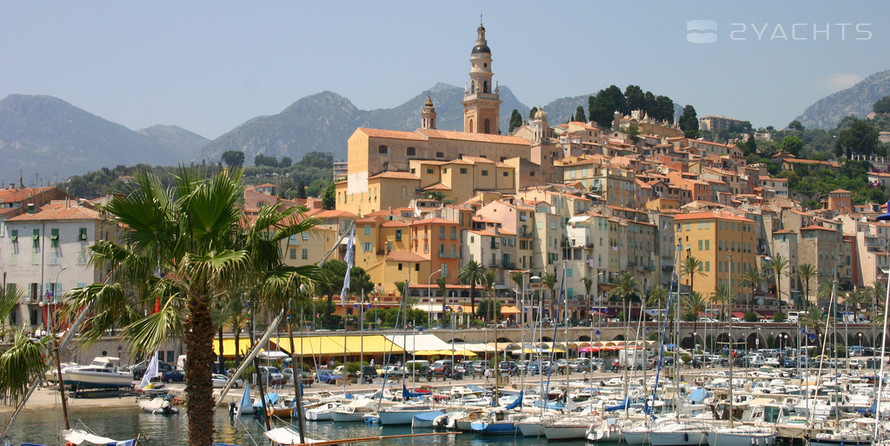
212 338 253 356
500 305 520 315
273 335 403 356
386 333 453 353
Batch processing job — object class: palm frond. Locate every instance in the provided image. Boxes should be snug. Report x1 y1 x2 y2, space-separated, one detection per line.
0 328 49 402
122 302 183 358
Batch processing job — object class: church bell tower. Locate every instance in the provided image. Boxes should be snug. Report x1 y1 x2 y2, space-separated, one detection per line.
462 20 501 134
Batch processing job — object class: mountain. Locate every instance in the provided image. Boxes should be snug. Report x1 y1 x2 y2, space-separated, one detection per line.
136 125 209 157
199 84 530 164
0 94 205 182
795 69 890 129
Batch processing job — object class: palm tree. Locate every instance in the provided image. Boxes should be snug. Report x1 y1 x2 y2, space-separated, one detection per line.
766 253 790 306
683 291 707 348
844 289 867 328
435 276 448 327
541 272 558 320
681 255 707 295
458 260 486 320
481 270 497 323
509 271 525 325
741 268 762 312
711 282 732 322
797 263 817 309
582 276 595 323
610 272 640 322
0 285 48 404
647 286 669 325
64 168 320 446
801 306 827 347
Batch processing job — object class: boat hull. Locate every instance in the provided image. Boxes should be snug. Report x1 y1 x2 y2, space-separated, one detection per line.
707 431 777 446
518 420 544 437
649 431 708 446
378 409 441 425
543 424 588 440
62 371 132 390
331 410 365 422
471 421 518 435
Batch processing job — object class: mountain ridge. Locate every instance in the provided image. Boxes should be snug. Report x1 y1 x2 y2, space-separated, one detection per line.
794 69 890 129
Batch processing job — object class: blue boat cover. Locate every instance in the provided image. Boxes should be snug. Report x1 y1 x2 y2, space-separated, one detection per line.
504 391 523 410
402 384 424 399
605 397 629 412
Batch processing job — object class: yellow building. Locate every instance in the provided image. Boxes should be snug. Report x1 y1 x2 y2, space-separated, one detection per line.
674 212 757 304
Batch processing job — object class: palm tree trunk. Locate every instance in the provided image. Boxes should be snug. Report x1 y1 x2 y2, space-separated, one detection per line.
185 293 215 446
217 326 224 374
287 316 306 444
234 325 241 365
470 286 476 326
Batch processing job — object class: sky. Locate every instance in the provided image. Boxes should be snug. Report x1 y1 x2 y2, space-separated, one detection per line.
2 1 889 140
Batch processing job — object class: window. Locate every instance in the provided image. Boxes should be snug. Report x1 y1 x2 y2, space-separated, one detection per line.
442 263 447 277
79 228 88 241
364 226 371 235
503 171 509 177
50 228 59 248
426 168 434 174
436 152 444 158
289 249 296 259
395 230 402 241
439 227 445 239
302 232 309 241
378 145 388 154
49 251 58 265
481 170 489 176
407 147 416 156
450 227 456 239
301 249 308 260
362 242 373 252
289 235 298 244
10 229 17 242
398 263 403 271
459 168 467 174
705 240 710 250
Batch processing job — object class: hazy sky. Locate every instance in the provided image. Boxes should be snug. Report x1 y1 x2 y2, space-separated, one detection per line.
2 1 888 139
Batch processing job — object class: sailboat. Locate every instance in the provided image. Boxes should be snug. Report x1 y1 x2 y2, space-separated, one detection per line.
61 429 137 446
229 382 256 416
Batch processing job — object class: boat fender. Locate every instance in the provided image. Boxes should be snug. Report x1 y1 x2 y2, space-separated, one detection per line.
684 433 689 442
609 424 617 434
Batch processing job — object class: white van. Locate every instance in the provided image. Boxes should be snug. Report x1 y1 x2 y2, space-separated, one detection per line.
786 311 802 323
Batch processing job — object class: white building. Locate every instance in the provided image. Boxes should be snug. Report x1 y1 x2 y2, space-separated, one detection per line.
1 200 112 332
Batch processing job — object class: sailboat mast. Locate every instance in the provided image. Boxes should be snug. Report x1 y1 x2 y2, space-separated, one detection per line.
727 250 733 428
675 238 683 422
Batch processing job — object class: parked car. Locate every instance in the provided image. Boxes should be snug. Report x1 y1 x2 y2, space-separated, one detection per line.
212 373 243 388
130 360 173 380
499 360 518 374
380 365 405 377
258 366 286 385
315 369 342 384
152 369 185 383
779 357 797 368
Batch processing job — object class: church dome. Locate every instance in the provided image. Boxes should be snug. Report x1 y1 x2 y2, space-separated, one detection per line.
472 43 491 54
535 109 547 120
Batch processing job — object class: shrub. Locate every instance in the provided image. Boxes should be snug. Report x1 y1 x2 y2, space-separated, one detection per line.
744 311 759 322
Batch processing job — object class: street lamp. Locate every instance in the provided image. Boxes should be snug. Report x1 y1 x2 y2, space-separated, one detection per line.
693 332 698 351
427 268 442 328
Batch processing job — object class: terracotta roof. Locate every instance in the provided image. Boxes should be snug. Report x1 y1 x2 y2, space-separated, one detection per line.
418 128 530 145
423 183 452 191
357 128 426 141
307 209 359 219
411 217 458 225
6 202 101 222
468 229 498 237
801 225 837 232
385 250 429 262
673 211 754 223
0 187 59 203
460 156 496 164
369 171 420 180
830 189 850 194
381 220 409 227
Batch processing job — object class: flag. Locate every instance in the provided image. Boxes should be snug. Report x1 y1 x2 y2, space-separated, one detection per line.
340 225 355 305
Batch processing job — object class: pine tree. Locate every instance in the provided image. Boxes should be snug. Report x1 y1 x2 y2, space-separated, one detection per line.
575 106 587 123
509 109 523 133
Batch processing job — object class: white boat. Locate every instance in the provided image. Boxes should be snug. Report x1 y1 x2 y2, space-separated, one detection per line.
137 396 180 415
706 426 777 446
377 404 441 425
808 429 873 446
542 415 594 440
586 418 623 443
411 410 445 428
331 400 377 422
648 421 709 446
432 411 468 430
62 428 137 445
229 382 256 416
305 402 340 421
61 357 133 390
